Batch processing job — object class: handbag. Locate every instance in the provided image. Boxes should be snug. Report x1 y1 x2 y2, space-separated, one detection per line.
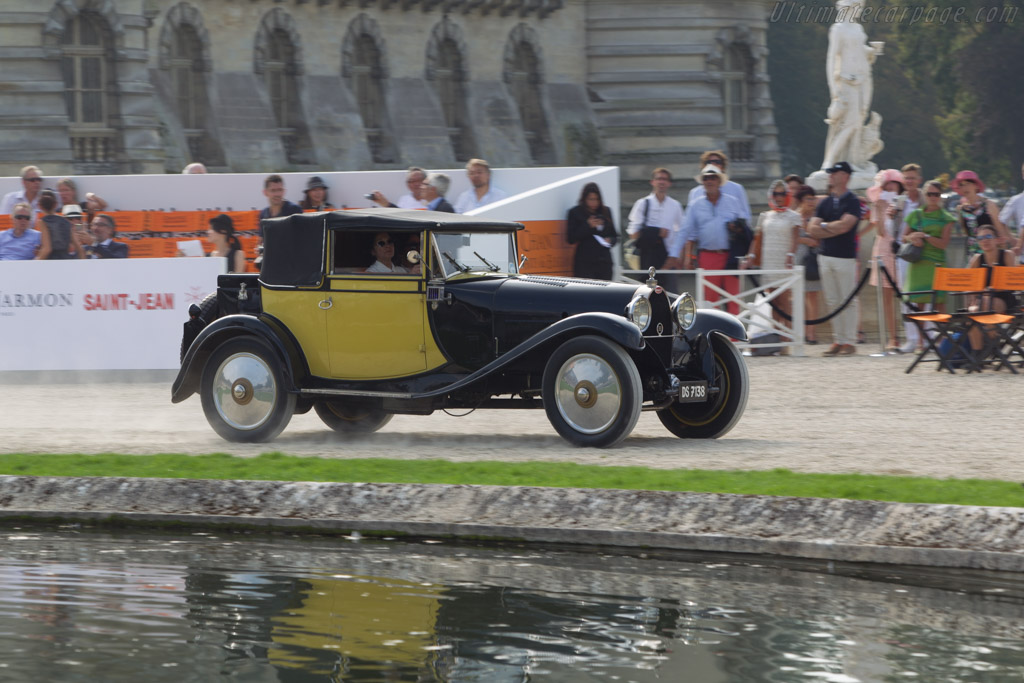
897 241 923 263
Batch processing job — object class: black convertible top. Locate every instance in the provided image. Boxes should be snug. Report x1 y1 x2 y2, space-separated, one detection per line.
265 208 523 235
260 208 522 287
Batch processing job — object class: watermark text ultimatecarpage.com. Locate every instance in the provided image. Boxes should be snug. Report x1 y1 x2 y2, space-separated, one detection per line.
769 2 1018 25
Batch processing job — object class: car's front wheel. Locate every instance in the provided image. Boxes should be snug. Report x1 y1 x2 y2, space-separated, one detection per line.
542 335 642 448
658 333 748 439
314 401 393 433
200 337 296 442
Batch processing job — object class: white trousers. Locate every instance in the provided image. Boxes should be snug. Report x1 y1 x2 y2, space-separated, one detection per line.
819 255 860 346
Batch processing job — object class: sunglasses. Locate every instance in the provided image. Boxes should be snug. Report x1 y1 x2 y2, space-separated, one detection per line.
376 239 393 247
978 234 996 240
771 192 787 197
13 214 30 220
926 192 941 197
24 177 43 183
707 159 724 165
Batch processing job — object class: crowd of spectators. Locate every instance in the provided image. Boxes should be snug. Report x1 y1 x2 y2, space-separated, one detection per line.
0 159 509 263
6 157 1024 357
584 151 1024 357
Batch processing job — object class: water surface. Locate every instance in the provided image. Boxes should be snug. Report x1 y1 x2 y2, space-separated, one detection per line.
1 528 1023 682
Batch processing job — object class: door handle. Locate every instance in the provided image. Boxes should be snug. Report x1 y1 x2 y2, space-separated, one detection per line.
318 296 333 310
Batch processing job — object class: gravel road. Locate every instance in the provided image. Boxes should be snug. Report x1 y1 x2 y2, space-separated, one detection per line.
1 352 1019 480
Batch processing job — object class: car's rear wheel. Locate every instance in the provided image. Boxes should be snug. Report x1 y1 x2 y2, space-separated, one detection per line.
200 337 295 442
658 333 748 439
314 401 393 433
542 335 642 448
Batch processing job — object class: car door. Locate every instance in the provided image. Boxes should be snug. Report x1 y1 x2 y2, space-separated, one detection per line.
324 272 427 379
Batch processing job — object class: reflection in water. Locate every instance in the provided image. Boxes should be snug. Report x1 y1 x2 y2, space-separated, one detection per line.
0 528 1023 681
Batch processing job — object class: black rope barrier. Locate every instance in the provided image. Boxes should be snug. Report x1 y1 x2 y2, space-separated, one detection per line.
748 266 872 325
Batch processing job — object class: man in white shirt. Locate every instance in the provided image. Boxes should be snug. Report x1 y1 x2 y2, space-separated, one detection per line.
626 167 684 270
370 166 428 209
686 150 751 222
454 159 508 213
0 165 50 219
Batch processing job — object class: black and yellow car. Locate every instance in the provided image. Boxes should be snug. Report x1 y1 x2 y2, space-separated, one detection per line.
172 209 749 448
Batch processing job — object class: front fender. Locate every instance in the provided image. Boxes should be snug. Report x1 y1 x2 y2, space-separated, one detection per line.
171 314 307 404
523 311 645 352
687 308 748 342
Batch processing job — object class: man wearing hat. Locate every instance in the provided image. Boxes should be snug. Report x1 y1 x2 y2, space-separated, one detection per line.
672 164 746 314
687 150 752 222
808 161 862 356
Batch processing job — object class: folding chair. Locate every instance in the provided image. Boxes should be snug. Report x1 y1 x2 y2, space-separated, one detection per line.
982 266 1024 371
903 267 986 374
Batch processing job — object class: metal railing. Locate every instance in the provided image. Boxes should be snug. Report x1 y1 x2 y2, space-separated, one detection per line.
621 267 806 356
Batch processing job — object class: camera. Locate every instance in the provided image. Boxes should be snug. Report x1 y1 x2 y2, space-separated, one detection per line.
364 193 375 200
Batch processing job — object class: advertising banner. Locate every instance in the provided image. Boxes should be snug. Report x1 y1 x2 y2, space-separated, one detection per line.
0 258 226 371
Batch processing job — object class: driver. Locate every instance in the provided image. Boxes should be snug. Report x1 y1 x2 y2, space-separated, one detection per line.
365 232 408 274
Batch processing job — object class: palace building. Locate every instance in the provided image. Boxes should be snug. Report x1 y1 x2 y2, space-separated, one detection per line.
0 0 780 191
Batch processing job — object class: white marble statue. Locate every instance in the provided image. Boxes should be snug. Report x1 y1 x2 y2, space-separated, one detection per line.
819 0 885 182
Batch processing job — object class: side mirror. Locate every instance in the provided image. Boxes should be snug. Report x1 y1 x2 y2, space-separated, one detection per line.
407 250 421 265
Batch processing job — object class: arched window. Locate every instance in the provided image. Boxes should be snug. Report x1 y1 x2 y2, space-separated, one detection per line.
722 46 751 133
61 11 118 163
434 38 474 161
349 33 393 163
169 24 222 165
263 29 312 164
504 38 552 164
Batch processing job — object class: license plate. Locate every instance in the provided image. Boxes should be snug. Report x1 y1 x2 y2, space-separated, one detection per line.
678 381 708 402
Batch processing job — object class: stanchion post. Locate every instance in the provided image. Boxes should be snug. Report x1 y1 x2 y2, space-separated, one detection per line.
793 265 805 357
870 256 892 357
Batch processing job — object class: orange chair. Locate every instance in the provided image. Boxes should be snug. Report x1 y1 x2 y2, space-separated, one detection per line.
978 266 1024 371
903 267 986 374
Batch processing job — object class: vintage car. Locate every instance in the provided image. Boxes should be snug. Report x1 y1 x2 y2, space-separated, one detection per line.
172 209 749 448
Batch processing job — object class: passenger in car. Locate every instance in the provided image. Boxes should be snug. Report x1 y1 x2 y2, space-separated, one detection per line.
365 232 408 274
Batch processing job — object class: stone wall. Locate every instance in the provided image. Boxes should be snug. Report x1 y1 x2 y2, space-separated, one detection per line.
0 0 779 197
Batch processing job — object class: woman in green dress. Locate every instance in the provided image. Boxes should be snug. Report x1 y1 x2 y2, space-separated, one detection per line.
902 180 954 310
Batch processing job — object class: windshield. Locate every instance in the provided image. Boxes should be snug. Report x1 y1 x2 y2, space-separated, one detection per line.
432 232 518 278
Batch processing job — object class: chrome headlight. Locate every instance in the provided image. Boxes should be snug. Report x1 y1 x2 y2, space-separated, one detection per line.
626 296 652 331
672 293 697 331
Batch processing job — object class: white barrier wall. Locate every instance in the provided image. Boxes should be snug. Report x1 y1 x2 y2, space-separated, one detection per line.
0 167 617 215
0 258 226 371
0 166 621 371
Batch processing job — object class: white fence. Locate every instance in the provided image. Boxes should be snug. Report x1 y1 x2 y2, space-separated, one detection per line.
621 267 807 356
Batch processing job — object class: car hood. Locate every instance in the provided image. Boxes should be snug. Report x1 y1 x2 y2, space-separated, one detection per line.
491 275 645 319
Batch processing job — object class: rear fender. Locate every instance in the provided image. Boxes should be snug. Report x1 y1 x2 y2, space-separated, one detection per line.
171 314 307 403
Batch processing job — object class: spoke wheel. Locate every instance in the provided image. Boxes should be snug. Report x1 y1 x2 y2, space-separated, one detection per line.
314 401 393 433
658 333 748 439
200 338 295 443
542 335 642 448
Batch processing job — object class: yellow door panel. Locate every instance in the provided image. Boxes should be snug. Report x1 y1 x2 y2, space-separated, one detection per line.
326 277 428 379
261 288 330 377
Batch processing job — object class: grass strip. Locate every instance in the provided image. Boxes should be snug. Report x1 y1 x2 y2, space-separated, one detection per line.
1 453 1022 508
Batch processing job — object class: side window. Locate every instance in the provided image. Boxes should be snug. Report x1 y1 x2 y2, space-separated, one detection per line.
331 231 422 275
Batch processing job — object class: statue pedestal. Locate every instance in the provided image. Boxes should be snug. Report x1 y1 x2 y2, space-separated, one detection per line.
807 169 876 195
